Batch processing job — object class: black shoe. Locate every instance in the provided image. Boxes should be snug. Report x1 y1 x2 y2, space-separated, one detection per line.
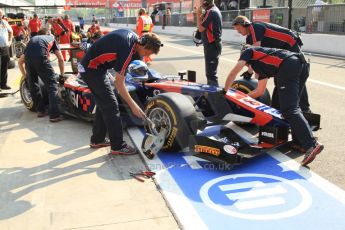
301 142 324 166
37 111 48 118
49 115 65 123
90 138 111 148
109 144 137 155
1 85 11 90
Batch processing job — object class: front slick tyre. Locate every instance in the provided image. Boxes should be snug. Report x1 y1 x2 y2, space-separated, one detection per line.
144 92 198 152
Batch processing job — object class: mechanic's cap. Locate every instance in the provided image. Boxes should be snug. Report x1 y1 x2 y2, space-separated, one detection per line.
127 60 149 81
232 15 252 27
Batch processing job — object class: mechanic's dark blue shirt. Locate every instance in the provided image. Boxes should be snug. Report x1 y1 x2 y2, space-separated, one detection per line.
24 35 60 57
80 29 140 75
201 5 222 44
246 22 301 52
240 47 294 79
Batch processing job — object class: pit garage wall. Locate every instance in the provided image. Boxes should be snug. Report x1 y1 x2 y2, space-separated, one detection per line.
108 23 345 57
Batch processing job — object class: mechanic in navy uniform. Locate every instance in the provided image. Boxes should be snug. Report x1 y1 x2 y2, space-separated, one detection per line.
19 28 65 122
232 15 311 113
79 29 163 155
196 0 222 86
224 46 324 166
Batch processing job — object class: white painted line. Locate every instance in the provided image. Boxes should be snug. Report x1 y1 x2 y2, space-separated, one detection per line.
273 149 345 207
164 43 237 63
225 185 287 200
308 79 345 92
127 127 208 230
165 43 345 91
304 52 345 60
183 155 209 169
219 181 265 191
234 197 286 210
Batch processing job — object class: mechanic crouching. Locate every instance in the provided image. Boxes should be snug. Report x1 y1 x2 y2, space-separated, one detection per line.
79 29 163 155
18 28 65 122
224 46 323 166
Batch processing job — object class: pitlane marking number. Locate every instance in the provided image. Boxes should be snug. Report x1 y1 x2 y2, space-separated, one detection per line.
200 173 312 220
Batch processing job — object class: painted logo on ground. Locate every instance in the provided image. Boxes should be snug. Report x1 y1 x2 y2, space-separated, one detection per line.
200 173 312 220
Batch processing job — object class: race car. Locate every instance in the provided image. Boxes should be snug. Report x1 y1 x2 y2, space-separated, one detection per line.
19 60 320 166
19 60 269 124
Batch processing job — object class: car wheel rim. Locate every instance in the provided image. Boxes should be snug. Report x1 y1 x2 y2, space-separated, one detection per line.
15 44 24 57
21 81 32 104
148 107 172 137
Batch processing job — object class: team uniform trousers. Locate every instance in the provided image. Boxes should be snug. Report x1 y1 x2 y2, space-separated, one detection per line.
203 41 222 86
80 70 124 150
271 44 310 112
276 56 315 149
0 46 9 88
25 57 60 118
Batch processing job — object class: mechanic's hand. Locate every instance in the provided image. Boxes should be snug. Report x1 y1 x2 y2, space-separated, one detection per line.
222 88 228 95
131 104 145 119
58 74 65 84
215 41 222 53
240 71 253 79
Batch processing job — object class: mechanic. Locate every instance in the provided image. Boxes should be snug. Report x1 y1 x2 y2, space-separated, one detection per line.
232 15 311 113
87 20 101 39
51 17 66 41
11 22 27 41
79 29 163 155
224 46 323 166
136 8 154 64
59 15 74 62
28 13 41 37
78 17 84 30
18 28 65 122
196 0 222 86
0 9 13 91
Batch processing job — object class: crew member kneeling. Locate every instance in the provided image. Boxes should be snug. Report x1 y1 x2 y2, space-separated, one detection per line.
224 46 323 166
19 28 65 122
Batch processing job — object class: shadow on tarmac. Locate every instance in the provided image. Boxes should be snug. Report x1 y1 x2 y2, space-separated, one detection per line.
0 99 147 220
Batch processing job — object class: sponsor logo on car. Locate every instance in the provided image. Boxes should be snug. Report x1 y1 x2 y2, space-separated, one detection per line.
194 145 221 156
223 145 237 154
261 131 274 138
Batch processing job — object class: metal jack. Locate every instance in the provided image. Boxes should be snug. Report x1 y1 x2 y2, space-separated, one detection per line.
141 115 167 159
